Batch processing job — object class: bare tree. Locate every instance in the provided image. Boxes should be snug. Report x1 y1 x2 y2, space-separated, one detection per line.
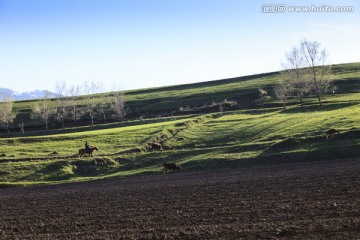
111 88 126 122
91 84 109 126
31 93 54 130
0 94 16 134
83 81 100 128
301 39 332 106
67 84 82 128
283 47 311 109
97 96 109 126
55 81 68 130
274 81 292 109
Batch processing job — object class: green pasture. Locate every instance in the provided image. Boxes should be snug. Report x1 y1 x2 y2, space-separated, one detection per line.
1 100 360 186
0 62 359 187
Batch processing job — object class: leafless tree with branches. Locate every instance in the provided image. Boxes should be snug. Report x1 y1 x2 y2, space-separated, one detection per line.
301 39 333 106
111 87 126 122
55 81 68 130
97 95 110 126
83 81 100 128
31 93 54 130
274 81 292 109
0 94 16 134
282 47 311 109
67 84 82 128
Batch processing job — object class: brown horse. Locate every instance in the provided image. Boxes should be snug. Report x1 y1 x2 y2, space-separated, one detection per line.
94 157 106 166
323 129 340 140
151 142 163 151
163 162 181 174
78 147 98 158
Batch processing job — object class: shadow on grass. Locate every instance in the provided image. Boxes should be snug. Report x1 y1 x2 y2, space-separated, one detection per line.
279 102 359 114
16 158 121 182
179 144 360 173
15 161 73 182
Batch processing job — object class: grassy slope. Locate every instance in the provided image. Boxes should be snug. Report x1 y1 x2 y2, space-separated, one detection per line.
0 62 359 186
9 63 360 127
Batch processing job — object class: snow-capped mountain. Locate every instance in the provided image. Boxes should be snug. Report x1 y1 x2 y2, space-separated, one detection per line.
0 88 58 101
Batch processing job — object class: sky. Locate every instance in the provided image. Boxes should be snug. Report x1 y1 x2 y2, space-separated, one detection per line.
0 0 359 93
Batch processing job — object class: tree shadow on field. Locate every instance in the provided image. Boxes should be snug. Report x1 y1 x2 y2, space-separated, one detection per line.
17 161 73 182
334 78 360 93
279 102 359 114
116 152 169 171
17 158 122 182
260 128 360 163
178 128 360 172
71 158 119 177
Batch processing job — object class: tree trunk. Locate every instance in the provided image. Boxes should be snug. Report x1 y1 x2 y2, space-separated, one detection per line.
312 69 322 106
298 94 304 110
18 122 25 134
103 111 107 126
75 112 78 128
317 92 322 106
90 112 94 128
61 116 66 130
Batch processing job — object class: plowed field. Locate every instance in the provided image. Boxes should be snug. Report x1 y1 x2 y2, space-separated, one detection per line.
1 159 359 239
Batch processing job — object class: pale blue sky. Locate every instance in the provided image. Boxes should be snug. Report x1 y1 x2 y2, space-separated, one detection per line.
0 0 359 93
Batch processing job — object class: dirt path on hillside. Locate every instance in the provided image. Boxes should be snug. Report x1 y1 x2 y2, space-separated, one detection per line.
0 159 359 239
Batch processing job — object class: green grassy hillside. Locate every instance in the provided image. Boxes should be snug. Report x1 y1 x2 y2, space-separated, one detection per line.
0 62 359 187
7 62 359 132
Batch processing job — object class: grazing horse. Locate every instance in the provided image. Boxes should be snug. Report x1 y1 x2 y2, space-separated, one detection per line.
94 157 106 166
151 142 163 151
323 129 340 140
78 147 98 158
163 162 181 174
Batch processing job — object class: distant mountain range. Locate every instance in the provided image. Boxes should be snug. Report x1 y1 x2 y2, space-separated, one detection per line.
0 88 59 101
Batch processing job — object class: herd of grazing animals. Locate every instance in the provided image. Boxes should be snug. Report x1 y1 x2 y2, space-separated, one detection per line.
75 128 340 173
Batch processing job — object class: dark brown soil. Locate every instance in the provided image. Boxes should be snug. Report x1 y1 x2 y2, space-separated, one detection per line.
0 159 359 239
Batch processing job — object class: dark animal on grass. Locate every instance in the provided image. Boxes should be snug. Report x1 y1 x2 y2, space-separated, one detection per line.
94 157 106 166
163 162 181 174
151 142 163 151
78 147 98 158
323 129 340 140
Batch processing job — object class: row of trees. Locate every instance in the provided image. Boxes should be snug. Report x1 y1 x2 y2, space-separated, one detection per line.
0 81 126 133
274 39 333 109
0 39 335 133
